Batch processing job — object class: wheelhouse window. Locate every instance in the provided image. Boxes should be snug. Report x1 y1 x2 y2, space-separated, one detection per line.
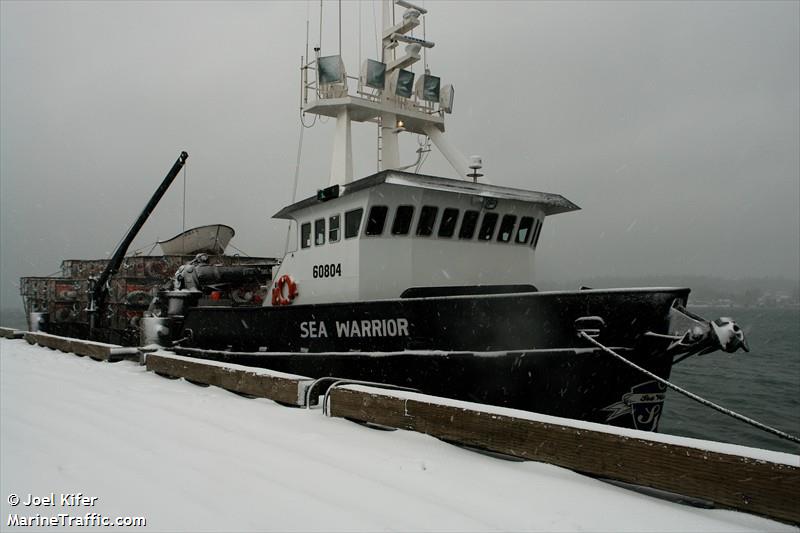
515 216 534 244
314 218 325 245
391 205 414 235
345 208 363 239
365 205 388 236
329 214 340 243
532 219 544 247
459 210 479 239
300 222 311 249
438 208 460 238
478 212 499 241
497 214 517 243
416 205 439 237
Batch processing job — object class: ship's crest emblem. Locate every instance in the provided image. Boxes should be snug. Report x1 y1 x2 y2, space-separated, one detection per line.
602 380 667 431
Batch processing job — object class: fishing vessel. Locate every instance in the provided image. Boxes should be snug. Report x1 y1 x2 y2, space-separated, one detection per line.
21 0 749 432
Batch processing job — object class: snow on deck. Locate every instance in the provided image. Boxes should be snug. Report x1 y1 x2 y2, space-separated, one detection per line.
0 339 795 532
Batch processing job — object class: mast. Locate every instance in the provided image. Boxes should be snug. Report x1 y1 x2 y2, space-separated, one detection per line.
301 0 484 185
379 0 400 171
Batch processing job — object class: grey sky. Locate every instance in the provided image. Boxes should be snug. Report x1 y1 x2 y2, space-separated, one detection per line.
1 0 798 310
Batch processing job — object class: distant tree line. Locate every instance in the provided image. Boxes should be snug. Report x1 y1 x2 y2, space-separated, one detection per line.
539 275 800 307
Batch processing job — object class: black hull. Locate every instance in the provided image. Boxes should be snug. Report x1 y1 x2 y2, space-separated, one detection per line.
178 288 689 431
181 288 688 352
176 346 669 431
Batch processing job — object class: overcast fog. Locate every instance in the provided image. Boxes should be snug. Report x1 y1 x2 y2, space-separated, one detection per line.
1 0 798 311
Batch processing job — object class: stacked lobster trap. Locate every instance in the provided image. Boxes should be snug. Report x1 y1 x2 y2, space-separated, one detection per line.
20 254 277 341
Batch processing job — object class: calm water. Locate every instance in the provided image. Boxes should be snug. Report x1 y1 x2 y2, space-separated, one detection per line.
2 306 798 453
659 306 800 454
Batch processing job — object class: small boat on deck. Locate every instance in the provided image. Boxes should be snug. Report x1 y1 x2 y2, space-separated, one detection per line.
158 224 235 256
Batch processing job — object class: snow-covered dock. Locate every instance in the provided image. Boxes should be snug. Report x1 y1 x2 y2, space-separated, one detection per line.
0 338 796 532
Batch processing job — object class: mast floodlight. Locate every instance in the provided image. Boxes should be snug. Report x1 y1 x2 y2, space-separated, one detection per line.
388 69 415 98
317 55 346 85
415 73 441 103
360 59 387 90
440 84 455 113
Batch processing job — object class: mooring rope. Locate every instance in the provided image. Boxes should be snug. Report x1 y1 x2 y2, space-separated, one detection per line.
283 121 306 256
578 331 800 445
227 243 252 258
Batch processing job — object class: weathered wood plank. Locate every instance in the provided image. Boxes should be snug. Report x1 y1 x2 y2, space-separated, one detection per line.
35 333 74 353
145 352 313 406
19 332 137 361
20 332 72 352
0 327 25 339
69 340 111 360
328 387 800 525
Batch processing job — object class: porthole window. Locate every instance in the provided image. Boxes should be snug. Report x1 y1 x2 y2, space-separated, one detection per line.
516 216 534 244
345 208 364 239
314 218 325 245
459 210 480 239
416 205 439 237
497 214 517 243
391 205 415 235
438 208 460 238
365 205 388 236
478 212 499 241
300 222 311 249
329 214 341 243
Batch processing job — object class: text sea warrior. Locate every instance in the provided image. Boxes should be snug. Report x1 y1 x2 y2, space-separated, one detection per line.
300 318 410 339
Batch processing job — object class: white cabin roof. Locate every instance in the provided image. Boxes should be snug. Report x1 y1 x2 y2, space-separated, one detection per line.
274 170 580 220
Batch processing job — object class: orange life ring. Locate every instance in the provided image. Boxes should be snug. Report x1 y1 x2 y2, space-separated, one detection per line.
271 274 298 306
